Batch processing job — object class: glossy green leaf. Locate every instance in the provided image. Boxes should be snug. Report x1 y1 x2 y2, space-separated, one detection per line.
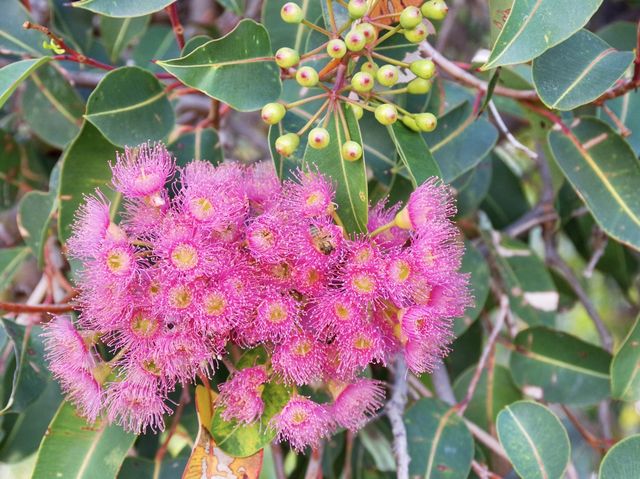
50 0 94 54
262 0 323 52
388 122 441 188
303 105 368 234
0 58 51 109
85 66 174 146
484 0 603 69
360 112 396 185
510 327 611 405
533 30 633 110
100 15 150 63
31 401 136 478
0 319 48 414
71 0 175 17
58 122 122 245
423 103 498 182
497 401 570 479
548 117 640 251
611 314 640 402
490 235 558 327
454 157 493 218
21 64 84 148
157 20 282 112
404 397 474 479
598 89 640 156
453 364 522 431
17 191 57 267
597 20 639 51
599 434 640 479
481 154 529 228
133 25 181 72
0 247 31 293
455 241 490 336
119 457 188 479
0 1 44 55
210 381 290 457
489 0 514 44
169 128 223 167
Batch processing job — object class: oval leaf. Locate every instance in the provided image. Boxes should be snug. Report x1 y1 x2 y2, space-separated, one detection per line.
31 401 136 479
262 0 323 52
611 314 640 402
404 397 474 479
496 401 570 479
0 247 30 293
0 1 44 55
71 0 175 17
510 327 611 405
100 15 150 63
157 19 282 112
599 434 640 479
169 127 223 167
387 122 441 188
548 117 640 251
484 0 603 69
455 241 490 336
302 105 368 234
17 190 57 267
533 30 634 110
0 58 51 109
85 66 174 147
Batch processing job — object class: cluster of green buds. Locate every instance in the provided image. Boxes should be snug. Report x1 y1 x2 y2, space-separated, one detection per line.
261 0 448 160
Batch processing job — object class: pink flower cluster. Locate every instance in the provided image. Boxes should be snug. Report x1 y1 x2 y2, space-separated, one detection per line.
43 142 469 450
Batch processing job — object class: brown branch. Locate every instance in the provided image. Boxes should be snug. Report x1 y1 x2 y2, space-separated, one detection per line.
166 2 185 50
0 301 75 314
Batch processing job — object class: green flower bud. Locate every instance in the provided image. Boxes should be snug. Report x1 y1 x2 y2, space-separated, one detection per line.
356 23 378 44
349 104 364 120
327 39 347 59
421 0 449 21
261 103 286 125
399 6 423 29
348 0 368 19
403 23 428 43
401 115 420 132
341 141 363 161
281 2 304 23
407 78 432 94
374 104 398 125
275 47 300 68
376 65 399 87
296 66 319 87
308 127 331 149
275 133 300 157
351 72 375 92
415 112 437 132
361 61 379 75
410 59 436 79
345 30 367 51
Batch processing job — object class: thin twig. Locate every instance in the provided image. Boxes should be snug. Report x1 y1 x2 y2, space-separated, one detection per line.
0 300 75 314
488 101 538 159
584 230 608 279
166 2 185 49
387 355 410 479
304 443 324 479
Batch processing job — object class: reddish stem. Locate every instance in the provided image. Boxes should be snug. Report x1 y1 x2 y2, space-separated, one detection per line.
166 2 185 50
21 0 31 12
0 301 75 314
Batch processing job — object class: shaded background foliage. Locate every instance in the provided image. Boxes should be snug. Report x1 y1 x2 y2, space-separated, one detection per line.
0 0 640 478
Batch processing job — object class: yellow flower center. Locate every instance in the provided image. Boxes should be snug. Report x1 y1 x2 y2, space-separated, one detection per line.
267 302 288 323
352 273 375 294
190 197 214 220
305 191 324 208
334 302 352 321
204 292 226 316
169 285 193 309
171 243 199 270
105 248 131 275
293 340 313 356
391 259 411 283
354 333 373 350
354 247 373 264
130 312 159 338
291 409 308 424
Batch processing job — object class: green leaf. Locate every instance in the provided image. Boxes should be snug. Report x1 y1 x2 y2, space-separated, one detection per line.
0 319 48 414
31 401 136 478
71 0 175 17
404 397 474 479
0 58 51 109
0 132 21 211
100 15 150 63
423 102 498 182
269 115 307 180
510 327 611 405
489 235 558 327
548 117 640 251
58 122 123 245
119 457 188 479
50 0 94 54
597 21 639 51
157 19 282 112
598 89 640 156
599 434 640 479
0 247 31 293
532 30 634 110
302 105 368 234
210 381 290 457
611 314 640 402
483 0 603 69
454 157 493 218
217 0 246 15
387 122 441 188
453 364 522 431
496 401 570 479
21 64 85 149
455 241 490 336
17 191 57 267
481 154 529 228
262 0 323 52
489 0 514 45
85 66 174 147
133 25 181 72
0 1 44 55
169 128 223 167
